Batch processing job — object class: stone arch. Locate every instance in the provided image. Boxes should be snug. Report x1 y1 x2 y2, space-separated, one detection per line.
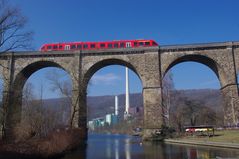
77 58 144 132
13 60 69 91
161 53 239 126
163 54 227 88
6 60 73 136
82 58 144 89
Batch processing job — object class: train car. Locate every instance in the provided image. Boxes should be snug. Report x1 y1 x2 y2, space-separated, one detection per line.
40 39 158 52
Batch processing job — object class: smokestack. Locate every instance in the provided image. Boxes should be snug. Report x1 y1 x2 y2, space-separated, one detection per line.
125 67 130 114
115 95 118 116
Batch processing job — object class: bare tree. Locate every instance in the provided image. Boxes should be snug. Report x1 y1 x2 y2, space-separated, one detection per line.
45 67 89 128
46 70 72 99
170 104 187 132
162 71 175 125
199 106 217 125
0 0 33 53
183 98 202 126
22 82 35 107
171 97 202 128
0 0 33 136
45 69 72 126
14 82 64 140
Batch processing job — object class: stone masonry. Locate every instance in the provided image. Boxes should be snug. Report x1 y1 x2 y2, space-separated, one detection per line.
0 41 238 140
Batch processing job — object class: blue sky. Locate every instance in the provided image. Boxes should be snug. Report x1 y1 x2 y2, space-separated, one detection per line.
9 0 239 47
4 0 239 98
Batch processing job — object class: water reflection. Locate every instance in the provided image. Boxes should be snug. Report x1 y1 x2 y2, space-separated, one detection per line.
106 137 111 158
62 134 239 159
125 138 131 159
143 142 239 159
114 139 119 159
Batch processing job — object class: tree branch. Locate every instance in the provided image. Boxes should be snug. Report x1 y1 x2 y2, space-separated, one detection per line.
0 0 33 53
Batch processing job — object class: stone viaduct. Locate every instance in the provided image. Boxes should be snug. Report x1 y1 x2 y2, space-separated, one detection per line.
0 41 239 139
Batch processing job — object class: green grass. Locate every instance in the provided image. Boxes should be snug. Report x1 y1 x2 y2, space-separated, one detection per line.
180 130 239 143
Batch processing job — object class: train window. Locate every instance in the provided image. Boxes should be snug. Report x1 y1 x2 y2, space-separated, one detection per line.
71 45 76 49
65 45 70 50
59 45 63 49
53 45 58 49
139 42 144 46
145 42 150 46
90 44 95 48
120 43 124 48
83 44 88 48
100 43 105 48
134 42 138 46
77 44 82 49
47 46 52 49
126 42 131 48
108 43 113 48
114 43 118 48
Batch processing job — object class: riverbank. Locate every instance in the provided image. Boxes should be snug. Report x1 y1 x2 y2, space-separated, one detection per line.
165 130 239 149
0 128 86 158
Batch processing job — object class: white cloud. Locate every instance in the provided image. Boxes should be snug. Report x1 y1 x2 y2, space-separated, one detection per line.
90 73 121 85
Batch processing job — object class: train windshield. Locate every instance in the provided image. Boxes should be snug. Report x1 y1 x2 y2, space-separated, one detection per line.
152 41 158 46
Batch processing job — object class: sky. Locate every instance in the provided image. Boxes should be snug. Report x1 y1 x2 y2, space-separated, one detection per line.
3 0 239 98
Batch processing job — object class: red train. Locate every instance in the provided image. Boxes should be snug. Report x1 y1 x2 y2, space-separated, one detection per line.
40 39 158 52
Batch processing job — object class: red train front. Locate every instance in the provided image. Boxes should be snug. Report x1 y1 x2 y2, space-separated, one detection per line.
40 40 158 52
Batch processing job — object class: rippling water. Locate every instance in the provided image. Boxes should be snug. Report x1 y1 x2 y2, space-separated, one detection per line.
62 133 239 159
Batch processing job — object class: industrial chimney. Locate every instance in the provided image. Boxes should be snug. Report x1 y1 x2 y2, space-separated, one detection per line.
115 95 119 116
124 67 130 119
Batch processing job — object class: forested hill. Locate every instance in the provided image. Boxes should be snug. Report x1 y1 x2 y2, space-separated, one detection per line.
42 89 222 121
172 89 222 110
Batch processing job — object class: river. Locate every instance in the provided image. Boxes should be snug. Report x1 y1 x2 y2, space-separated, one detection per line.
62 133 239 159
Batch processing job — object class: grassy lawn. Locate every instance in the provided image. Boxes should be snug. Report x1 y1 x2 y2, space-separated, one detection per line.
180 130 239 143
